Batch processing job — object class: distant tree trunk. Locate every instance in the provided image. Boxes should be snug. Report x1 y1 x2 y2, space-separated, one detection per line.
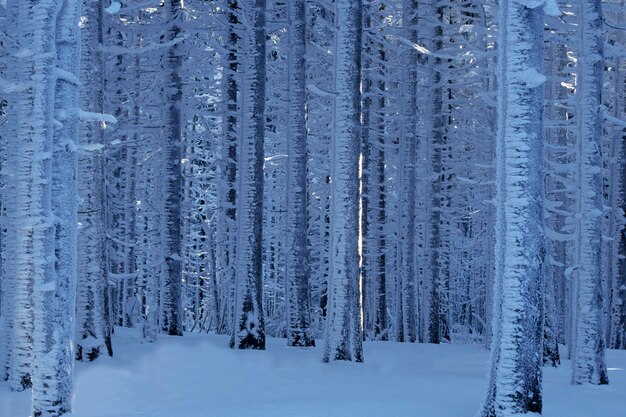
215 0 240 335
361 1 387 341
478 0 545 414
398 0 418 344
230 0 266 350
323 0 364 363
571 0 609 385
542 41 567 368
417 0 447 344
76 0 113 362
285 0 315 348
160 0 184 337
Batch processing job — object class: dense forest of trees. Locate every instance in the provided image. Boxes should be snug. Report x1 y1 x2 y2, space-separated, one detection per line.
0 0 625 416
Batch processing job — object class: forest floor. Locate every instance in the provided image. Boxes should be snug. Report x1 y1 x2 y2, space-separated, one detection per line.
0 327 624 417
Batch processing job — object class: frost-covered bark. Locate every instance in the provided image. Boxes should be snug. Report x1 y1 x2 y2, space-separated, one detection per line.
160 0 184 337
5 0 60 394
571 0 609 385
215 0 240 335
230 0 266 350
416 0 447 344
361 2 388 341
397 0 418 344
76 0 113 362
542 40 568 367
30 0 82 414
0 1 23 387
285 0 314 348
479 0 545 414
323 0 363 363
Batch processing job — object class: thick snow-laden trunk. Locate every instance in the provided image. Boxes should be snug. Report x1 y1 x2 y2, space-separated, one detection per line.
5 0 60 394
160 0 184 337
323 0 364 363
571 0 609 386
1 1 20 386
285 0 314 348
478 0 545 415
76 0 113 362
230 0 266 350
31 0 82 415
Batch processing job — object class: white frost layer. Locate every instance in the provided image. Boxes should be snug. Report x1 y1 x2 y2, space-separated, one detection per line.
105 1 121 15
517 68 547 88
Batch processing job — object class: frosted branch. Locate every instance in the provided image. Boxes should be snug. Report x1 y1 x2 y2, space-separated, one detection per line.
99 35 188 56
54 68 81 86
78 109 117 124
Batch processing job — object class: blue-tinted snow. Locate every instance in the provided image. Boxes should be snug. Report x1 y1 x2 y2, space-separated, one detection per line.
0 327 624 416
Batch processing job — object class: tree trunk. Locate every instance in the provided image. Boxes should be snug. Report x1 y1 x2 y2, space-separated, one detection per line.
160 0 184 337
571 0 609 385
230 0 266 350
323 0 364 363
76 0 113 362
479 0 545 414
286 0 315 348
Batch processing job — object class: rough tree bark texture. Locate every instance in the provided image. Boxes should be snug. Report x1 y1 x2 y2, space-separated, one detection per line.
76 0 113 362
285 0 315 348
323 0 364 363
230 0 266 350
571 0 609 385
479 0 545 414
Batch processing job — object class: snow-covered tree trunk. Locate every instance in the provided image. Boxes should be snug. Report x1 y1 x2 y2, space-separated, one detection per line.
0 1 21 386
479 0 545 414
361 1 388 341
416 0 447 344
398 0 418 343
25 0 81 413
5 0 60 394
571 0 609 385
542 40 568 367
323 0 364 363
76 0 113 362
160 0 184 337
285 0 314 347
215 0 240 335
230 0 266 350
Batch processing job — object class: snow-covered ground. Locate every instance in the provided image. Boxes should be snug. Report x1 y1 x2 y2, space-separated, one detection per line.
1 328 624 417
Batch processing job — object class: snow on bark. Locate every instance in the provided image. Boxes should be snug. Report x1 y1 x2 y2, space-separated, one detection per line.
215 1 240 336
160 0 184 337
30 0 82 414
6 0 61 395
416 0 447 344
76 0 113 362
285 0 314 348
479 0 545 414
1 1 22 388
398 0 418 344
230 0 266 350
571 0 609 386
323 0 364 363
361 2 388 341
